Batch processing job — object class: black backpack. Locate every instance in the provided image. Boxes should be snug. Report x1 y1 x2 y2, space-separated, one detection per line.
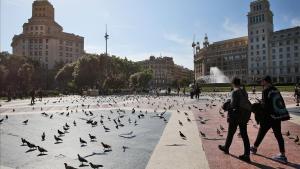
268 89 290 121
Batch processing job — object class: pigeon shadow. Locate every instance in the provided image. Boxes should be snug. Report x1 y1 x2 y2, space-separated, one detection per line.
165 144 186 146
54 142 62 144
83 152 107 158
90 140 97 142
104 149 112 153
37 153 47 156
255 153 300 169
25 149 36 153
118 135 136 139
81 144 87 147
79 164 89 167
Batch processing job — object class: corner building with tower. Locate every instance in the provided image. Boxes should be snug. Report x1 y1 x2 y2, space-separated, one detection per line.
194 0 300 83
11 0 84 69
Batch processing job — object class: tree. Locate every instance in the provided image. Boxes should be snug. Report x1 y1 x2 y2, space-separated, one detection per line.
18 63 34 92
55 62 76 89
129 69 153 90
73 55 101 88
0 65 8 92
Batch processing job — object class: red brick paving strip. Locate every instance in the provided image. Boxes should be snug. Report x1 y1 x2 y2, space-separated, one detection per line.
193 103 300 169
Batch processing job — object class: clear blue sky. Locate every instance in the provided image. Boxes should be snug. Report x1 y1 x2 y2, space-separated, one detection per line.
1 0 300 69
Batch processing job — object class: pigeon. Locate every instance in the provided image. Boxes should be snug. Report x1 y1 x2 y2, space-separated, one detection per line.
37 146 47 154
89 162 103 169
27 142 37 150
122 146 129 152
187 117 191 122
178 120 183 126
41 132 45 141
5 115 8 119
21 138 28 146
54 135 63 143
103 126 110 132
65 123 70 128
295 136 299 143
73 120 76 126
101 142 111 150
23 119 29 125
89 134 96 141
217 129 222 136
0 118 4 123
64 163 77 169
200 131 206 138
77 154 88 166
286 131 290 136
58 129 64 136
220 125 225 131
79 137 87 145
50 114 53 119
179 131 186 140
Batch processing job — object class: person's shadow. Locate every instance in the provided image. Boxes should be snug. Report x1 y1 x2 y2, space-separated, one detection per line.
230 154 300 169
255 153 300 169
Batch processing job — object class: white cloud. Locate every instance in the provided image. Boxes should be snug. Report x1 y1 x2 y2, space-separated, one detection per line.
163 33 191 46
220 17 247 39
291 18 300 27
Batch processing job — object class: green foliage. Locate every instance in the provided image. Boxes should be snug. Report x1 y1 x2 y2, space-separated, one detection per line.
129 69 153 90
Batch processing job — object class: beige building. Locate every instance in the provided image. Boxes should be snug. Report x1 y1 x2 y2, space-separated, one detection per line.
194 35 248 83
11 0 84 69
138 56 193 87
194 0 300 83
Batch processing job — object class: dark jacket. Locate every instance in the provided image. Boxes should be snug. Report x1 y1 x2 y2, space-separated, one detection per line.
261 85 277 115
227 88 251 124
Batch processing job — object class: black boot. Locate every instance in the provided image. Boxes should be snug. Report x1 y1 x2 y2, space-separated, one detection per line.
239 154 251 163
218 145 229 154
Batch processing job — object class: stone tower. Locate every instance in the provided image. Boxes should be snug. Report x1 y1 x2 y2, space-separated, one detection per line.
247 0 273 82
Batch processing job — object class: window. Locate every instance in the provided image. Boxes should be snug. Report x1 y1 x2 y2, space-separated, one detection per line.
262 44 266 48
256 37 259 42
279 48 283 52
295 46 299 50
46 39 48 43
295 39 299 44
45 51 48 55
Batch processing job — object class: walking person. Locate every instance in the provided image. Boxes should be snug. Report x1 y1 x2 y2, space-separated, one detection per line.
294 84 299 106
250 76 289 164
30 89 35 105
219 77 251 162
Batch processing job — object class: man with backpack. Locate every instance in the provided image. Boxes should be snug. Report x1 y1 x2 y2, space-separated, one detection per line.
250 76 289 164
219 77 251 162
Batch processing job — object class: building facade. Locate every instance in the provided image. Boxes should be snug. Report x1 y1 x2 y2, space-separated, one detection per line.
194 36 248 83
194 0 300 83
11 0 84 69
138 56 193 88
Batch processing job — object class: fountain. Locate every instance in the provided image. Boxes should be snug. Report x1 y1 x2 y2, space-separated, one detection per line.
197 67 230 83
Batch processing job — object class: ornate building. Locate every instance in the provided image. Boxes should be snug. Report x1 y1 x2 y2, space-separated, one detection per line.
194 0 300 83
194 35 248 82
11 0 84 69
138 56 193 88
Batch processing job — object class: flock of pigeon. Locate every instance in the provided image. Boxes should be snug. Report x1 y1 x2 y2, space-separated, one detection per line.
0 93 299 169
0 95 173 169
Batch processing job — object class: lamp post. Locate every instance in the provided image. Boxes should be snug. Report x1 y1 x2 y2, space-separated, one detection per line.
104 24 109 56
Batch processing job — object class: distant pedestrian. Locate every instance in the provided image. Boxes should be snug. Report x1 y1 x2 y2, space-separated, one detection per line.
252 85 256 94
250 76 289 164
168 87 171 95
30 89 35 105
183 87 186 95
219 77 251 162
38 89 43 101
195 85 200 99
177 87 180 96
294 84 299 106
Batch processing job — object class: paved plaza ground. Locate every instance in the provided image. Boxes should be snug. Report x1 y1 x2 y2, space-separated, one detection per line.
0 93 299 169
